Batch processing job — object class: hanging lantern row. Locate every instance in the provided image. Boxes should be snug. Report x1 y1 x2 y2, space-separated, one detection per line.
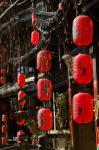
73 93 93 124
31 11 53 131
37 50 52 73
1 114 7 145
72 15 93 124
72 15 93 46
37 50 53 101
31 12 40 46
38 108 53 131
0 55 7 86
17 73 26 127
36 50 53 131
73 54 93 84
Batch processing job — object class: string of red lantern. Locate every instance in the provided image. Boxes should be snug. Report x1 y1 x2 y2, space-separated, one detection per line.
0 53 7 85
1 114 8 145
17 73 26 127
72 15 94 125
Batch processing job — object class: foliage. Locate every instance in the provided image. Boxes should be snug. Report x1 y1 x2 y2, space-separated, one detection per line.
55 92 69 129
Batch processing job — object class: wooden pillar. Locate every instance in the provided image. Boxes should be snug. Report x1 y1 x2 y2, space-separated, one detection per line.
63 54 96 150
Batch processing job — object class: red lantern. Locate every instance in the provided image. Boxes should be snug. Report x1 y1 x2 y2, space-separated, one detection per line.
17 130 25 143
2 124 7 133
0 55 6 62
30 126 35 134
0 76 6 85
72 15 93 46
0 68 7 74
18 91 26 107
16 110 26 126
73 54 93 84
31 31 40 45
38 108 52 131
2 137 7 145
37 79 52 101
32 13 37 25
37 50 52 72
2 114 7 123
17 73 25 88
58 2 64 10
73 93 93 124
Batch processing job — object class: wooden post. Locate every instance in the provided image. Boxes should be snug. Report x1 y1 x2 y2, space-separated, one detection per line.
62 53 96 150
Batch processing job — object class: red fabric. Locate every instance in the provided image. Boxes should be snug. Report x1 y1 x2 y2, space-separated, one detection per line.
73 54 93 84
31 31 40 45
72 15 93 46
17 73 25 88
37 78 52 101
73 93 93 124
38 108 52 131
18 91 26 107
37 50 52 73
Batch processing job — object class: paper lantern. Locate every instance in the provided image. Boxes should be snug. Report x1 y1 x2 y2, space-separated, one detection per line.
37 78 52 101
31 31 40 45
17 130 25 136
58 2 64 10
17 73 25 88
0 77 6 85
73 54 93 84
17 130 25 143
18 91 26 107
2 137 7 145
0 68 7 74
32 13 37 25
2 124 7 133
16 110 26 126
38 108 52 131
0 55 6 62
73 93 93 124
37 50 52 72
30 126 35 134
2 114 7 123
72 15 93 46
